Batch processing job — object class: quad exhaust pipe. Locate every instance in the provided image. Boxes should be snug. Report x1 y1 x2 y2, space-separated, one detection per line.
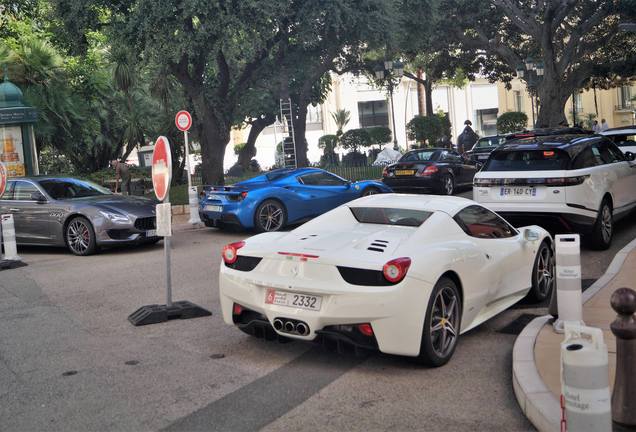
273 318 310 336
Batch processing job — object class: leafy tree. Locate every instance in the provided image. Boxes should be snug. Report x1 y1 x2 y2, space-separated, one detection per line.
366 126 392 148
340 128 372 153
496 111 528 134
331 109 351 138
318 134 339 165
407 114 450 147
441 0 636 127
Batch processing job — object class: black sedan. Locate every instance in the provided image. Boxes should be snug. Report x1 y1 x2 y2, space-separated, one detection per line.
464 135 506 163
382 148 478 195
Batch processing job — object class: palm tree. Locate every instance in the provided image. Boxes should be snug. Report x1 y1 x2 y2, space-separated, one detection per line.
331 109 351 138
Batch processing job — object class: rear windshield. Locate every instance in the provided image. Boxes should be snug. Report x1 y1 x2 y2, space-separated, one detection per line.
474 137 505 149
400 150 438 162
483 150 570 171
350 207 432 227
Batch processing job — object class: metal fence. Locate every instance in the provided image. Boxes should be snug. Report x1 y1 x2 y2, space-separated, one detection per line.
323 165 383 181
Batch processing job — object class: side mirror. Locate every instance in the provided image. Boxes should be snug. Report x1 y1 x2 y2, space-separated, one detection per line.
625 151 635 162
523 228 541 242
31 192 47 203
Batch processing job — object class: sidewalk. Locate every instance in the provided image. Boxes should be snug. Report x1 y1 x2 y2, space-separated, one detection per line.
513 238 636 431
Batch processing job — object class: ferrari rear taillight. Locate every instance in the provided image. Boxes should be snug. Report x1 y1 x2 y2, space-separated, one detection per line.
222 241 245 264
357 323 374 337
382 257 411 283
416 165 438 177
240 191 248 199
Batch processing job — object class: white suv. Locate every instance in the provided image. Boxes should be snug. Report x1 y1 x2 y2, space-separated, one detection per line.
473 134 636 249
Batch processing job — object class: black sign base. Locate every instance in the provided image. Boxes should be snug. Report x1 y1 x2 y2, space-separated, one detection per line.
0 260 27 271
128 301 211 326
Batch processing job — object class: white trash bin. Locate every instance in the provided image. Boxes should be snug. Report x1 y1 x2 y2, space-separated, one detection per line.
560 323 612 432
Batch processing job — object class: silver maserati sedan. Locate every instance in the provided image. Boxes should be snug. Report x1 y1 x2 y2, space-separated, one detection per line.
0 177 160 255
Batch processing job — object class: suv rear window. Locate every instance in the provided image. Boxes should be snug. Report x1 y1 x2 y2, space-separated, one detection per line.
483 149 570 171
350 207 432 227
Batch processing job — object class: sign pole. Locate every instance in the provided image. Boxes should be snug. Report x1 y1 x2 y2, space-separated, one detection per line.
127 135 210 326
164 190 173 307
175 110 201 225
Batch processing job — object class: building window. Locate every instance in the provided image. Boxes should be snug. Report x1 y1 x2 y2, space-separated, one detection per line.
574 93 583 113
307 104 323 124
475 108 498 136
513 91 523 112
358 100 389 128
618 86 633 110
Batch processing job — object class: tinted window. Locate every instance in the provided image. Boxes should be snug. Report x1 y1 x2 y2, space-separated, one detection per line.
38 179 111 199
571 146 601 169
13 181 38 201
400 150 438 162
265 169 294 181
299 172 347 186
593 142 622 164
483 149 570 171
454 205 516 239
0 181 13 200
350 207 433 227
474 137 505 149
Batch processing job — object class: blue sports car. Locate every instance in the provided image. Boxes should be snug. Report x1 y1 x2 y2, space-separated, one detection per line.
199 167 391 232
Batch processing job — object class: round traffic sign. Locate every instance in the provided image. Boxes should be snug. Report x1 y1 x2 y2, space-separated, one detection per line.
151 136 172 202
175 110 192 132
0 162 6 198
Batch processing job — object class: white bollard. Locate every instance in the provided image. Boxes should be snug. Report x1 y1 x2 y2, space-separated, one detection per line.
1 214 20 261
560 323 612 432
553 234 584 333
187 185 202 225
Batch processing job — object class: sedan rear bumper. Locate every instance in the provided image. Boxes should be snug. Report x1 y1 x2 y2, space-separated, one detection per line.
382 176 440 193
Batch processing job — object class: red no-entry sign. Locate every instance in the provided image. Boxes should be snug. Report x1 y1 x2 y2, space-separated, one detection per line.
175 110 192 132
0 163 7 198
152 136 172 202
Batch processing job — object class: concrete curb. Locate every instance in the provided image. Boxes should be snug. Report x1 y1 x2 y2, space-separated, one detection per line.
512 237 636 432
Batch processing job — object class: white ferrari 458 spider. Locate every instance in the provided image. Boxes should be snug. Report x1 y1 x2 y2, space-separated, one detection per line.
219 194 554 366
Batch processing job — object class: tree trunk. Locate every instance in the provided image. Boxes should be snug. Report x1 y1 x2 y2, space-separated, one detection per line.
238 114 275 169
291 95 309 167
198 116 229 185
417 68 426 116
536 81 570 127
424 80 434 118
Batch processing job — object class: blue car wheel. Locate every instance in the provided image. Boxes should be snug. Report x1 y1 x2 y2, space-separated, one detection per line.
254 199 287 232
361 186 381 197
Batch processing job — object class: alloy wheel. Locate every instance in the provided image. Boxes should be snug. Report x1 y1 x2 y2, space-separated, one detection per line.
363 188 379 196
430 286 460 358
444 176 454 195
258 203 284 231
67 219 91 255
535 246 554 298
601 205 612 243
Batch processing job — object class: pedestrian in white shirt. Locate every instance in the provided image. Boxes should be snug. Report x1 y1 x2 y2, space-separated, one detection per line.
592 120 601 133
600 118 609 131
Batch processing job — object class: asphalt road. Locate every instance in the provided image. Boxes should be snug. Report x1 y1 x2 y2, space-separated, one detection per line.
1 193 635 432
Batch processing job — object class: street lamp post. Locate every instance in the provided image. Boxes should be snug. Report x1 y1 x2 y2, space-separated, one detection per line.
374 60 404 151
516 58 544 128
